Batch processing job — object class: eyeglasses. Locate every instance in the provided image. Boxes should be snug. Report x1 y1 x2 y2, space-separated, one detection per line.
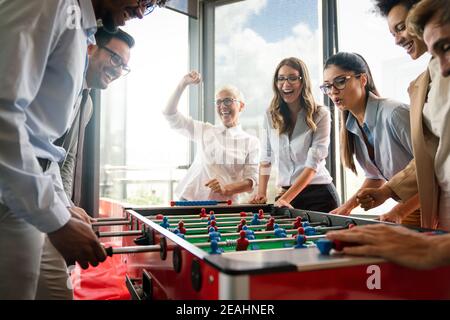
276 75 302 85
320 74 361 95
100 46 131 77
215 98 239 107
137 0 158 16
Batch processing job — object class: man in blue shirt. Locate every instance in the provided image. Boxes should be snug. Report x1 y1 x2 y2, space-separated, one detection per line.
0 0 164 299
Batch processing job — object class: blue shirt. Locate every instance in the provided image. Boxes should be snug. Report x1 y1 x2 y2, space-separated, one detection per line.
260 106 333 187
0 0 97 232
346 92 413 180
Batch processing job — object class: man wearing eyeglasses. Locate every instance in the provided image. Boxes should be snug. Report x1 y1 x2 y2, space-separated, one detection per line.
33 28 135 299
58 27 134 205
0 0 166 300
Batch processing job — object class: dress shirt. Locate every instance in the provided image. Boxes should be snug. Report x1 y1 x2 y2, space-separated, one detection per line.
164 112 260 203
346 92 413 180
422 58 450 193
422 58 450 230
0 0 96 232
260 106 333 187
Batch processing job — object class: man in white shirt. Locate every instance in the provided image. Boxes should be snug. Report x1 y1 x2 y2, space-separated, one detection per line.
0 0 161 300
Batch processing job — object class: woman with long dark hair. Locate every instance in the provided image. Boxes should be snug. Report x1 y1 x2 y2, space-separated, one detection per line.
322 52 419 225
250 57 339 212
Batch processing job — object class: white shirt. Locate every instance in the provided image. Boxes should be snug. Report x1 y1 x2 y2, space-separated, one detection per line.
423 58 450 193
164 112 260 203
423 58 450 230
0 0 96 233
260 106 333 187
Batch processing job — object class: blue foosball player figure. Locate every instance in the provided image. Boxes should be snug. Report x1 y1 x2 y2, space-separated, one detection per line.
294 235 307 249
210 239 223 254
304 226 316 236
251 213 260 225
316 239 334 255
242 225 259 250
208 227 221 242
160 217 170 229
274 225 287 238
173 229 186 239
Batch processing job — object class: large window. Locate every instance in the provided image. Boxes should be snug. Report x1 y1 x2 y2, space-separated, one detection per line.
100 9 190 205
337 0 430 214
214 0 323 201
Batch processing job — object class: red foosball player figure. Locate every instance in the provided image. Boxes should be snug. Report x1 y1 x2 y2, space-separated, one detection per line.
236 230 249 251
258 209 264 219
178 221 187 235
237 218 247 232
199 208 207 218
240 211 247 218
208 219 218 232
265 217 275 231
293 216 303 229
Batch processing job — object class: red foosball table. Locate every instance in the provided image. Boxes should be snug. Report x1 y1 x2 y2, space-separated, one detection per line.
94 201 450 300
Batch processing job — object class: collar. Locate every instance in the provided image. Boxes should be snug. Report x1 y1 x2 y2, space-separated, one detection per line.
216 123 243 134
345 92 379 135
78 0 97 43
362 92 380 132
428 57 440 81
82 78 90 90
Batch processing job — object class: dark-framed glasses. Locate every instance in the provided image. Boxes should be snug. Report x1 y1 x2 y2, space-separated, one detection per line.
138 0 157 16
276 75 302 84
100 46 131 77
320 74 361 95
215 98 239 107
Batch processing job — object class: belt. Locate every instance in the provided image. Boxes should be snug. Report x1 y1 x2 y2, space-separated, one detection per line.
282 184 328 190
37 157 50 172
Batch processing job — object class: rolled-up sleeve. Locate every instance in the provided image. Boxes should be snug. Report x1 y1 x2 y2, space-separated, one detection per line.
164 111 210 142
0 0 71 233
305 107 331 171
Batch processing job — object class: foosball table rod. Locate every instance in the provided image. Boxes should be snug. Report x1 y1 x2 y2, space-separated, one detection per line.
148 212 270 220
95 216 129 222
184 229 300 239
185 223 293 231
173 218 299 228
92 220 131 227
148 214 285 223
170 200 233 206
195 234 325 248
96 230 144 238
104 245 160 257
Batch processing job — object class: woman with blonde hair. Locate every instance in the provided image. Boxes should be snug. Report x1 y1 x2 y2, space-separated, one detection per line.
250 57 339 211
163 71 259 203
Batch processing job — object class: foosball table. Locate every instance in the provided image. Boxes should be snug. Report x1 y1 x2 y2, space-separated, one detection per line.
94 201 450 300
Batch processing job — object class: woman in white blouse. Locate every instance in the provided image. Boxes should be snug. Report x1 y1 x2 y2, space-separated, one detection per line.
250 57 339 212
163 71 260 203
